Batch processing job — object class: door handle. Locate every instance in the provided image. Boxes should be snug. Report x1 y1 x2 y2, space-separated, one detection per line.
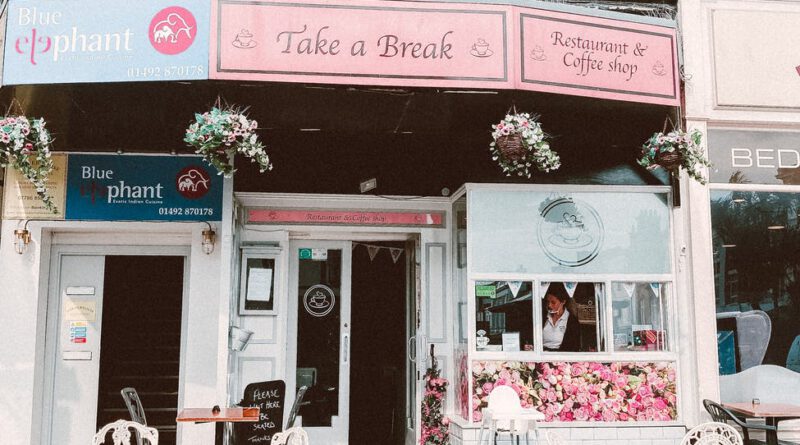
343 333 350 364
407 335 416 363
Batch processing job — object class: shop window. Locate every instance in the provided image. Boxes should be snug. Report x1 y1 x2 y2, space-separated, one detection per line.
611 282 669 352
541 282 605 353
711 190 800 374
475 281 533 351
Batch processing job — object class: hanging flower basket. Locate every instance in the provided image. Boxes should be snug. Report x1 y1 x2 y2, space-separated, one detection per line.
489 111 560 179
638 128 711 184
0 115 57 213
184 105 272 177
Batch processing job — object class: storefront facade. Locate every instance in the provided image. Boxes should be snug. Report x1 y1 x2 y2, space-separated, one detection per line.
0 0 710 444
682 0 800 442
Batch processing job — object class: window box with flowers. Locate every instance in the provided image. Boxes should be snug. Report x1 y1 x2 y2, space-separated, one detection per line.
185 105 272 177
0 115 57 213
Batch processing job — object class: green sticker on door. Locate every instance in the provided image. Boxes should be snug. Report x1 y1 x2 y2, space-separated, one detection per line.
475 284 496 298
299 248 312 259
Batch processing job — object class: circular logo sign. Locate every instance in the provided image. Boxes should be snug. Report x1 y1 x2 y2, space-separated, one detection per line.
176 166 211 199
303 285 336 317
537 197 604 267
149 6 197 55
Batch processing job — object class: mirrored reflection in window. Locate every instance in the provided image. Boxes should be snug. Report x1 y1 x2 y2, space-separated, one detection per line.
541 282 604 353
611 282 669 352
711 190 800 374
475 281 533 351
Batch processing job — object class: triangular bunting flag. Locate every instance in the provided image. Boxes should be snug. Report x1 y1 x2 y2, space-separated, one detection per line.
507 281 522 298
564 282 577 298
389 248 403 264
649 282 661 297
623 282 636 298
367 245 380 262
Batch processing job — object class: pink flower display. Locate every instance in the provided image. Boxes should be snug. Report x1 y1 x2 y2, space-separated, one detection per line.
421 358 450 445
455 348 470 420
471 361 677 423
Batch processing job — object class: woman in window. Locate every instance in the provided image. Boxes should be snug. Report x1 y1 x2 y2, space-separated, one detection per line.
543 282 581 352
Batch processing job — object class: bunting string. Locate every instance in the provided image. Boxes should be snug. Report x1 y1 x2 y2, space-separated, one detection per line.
353 242 405 264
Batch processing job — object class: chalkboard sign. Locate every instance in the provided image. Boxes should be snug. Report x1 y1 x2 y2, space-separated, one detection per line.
234 380 286 445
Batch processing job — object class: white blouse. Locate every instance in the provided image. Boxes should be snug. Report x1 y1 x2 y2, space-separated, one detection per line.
543 309 570 350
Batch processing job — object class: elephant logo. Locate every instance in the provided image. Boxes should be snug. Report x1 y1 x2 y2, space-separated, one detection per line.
149 7 197 55
175 166 211 199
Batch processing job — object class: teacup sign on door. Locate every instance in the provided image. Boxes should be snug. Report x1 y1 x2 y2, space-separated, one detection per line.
303 284 336 317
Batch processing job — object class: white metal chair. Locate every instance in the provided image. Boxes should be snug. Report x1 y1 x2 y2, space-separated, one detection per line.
681 422 743 445
544 430 567 445
92 420 159 445
478 385 543 445
271 427 310 445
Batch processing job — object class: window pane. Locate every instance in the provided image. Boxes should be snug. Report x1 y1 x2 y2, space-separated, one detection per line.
468 190 671 274
296 249 341 426
542 282 604 352
475 281 533 351
611 282 668 352
711 190 800 374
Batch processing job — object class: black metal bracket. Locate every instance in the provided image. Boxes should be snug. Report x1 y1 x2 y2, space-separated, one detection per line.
671 173 681 207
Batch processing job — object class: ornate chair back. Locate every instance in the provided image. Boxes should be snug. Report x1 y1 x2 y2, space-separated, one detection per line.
92 420 158 445
680 422 743 445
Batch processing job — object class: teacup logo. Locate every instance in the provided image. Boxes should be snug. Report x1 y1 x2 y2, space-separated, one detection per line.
233 29 257 49
470 38 493 58
652 60 666 76
530 45 546 61
149 6 197 55
303 284 336 317
538 197 603 267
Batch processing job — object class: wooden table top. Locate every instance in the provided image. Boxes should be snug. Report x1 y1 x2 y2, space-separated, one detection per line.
176 407 260 423
723 402 800 418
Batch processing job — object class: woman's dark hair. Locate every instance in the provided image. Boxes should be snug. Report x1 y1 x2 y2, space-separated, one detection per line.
545 282 569 303
545 282 577 316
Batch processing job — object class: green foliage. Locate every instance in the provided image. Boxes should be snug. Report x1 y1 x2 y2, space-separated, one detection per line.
638 128 711 184
185 106 272 177
0 116 57 213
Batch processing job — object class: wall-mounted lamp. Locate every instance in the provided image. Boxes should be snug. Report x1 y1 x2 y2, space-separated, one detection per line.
201 222 216 255
14 221 31 255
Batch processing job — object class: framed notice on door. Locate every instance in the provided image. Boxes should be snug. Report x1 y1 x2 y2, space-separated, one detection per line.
239 247 282 315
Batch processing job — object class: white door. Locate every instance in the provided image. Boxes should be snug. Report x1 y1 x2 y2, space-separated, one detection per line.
288 241 351 444
43 254 106 445
405 238 424 445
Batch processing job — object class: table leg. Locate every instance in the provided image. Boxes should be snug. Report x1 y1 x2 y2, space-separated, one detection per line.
766 417 778 445
215 422 224 445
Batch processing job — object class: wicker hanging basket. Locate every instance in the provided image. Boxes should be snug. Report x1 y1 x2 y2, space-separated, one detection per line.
656 150 683 172
496 133 526 162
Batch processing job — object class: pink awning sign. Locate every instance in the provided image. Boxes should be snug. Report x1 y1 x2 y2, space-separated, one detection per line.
248 209 445 227
212 0 512 89
517 9 679 105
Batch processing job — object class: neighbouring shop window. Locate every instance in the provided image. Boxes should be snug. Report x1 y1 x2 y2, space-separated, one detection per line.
711 190 800 374
611 282 669 352
475 281 534 351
